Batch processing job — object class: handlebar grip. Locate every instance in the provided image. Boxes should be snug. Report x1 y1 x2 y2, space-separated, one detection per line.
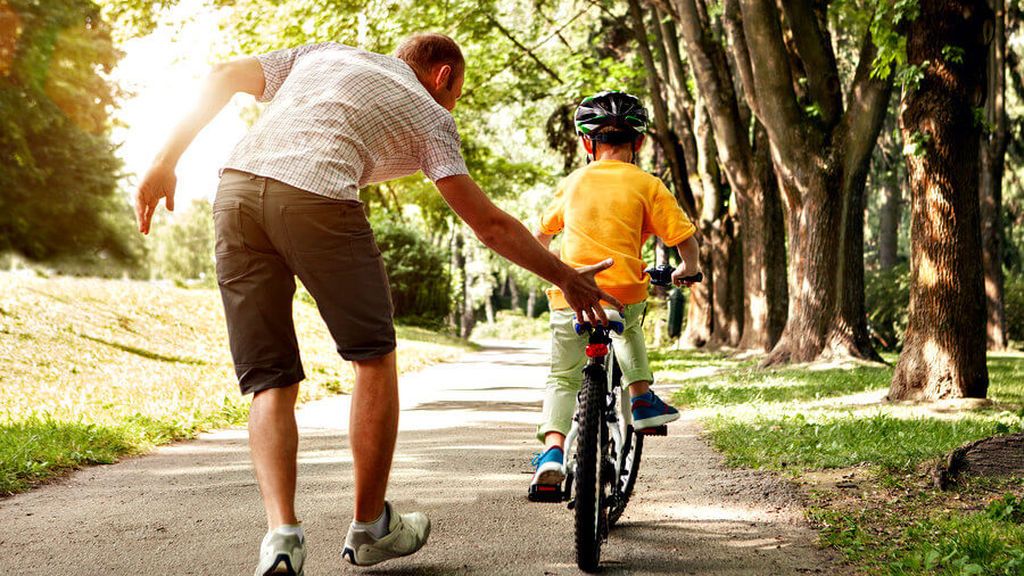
679 272 703 284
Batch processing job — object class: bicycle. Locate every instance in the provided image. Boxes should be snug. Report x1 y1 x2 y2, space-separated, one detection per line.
528 264 702 571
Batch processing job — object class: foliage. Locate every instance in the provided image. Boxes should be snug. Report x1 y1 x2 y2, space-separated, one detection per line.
471 309 549 340
865 263 911 350
0 272 471 494
149 198 215 283
1006 275 1024 343
370 215 452 324
0 0 142 267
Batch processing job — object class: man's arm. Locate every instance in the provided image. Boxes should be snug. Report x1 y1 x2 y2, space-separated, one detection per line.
134 57 264 234
671 235 702 286
437 175 622 324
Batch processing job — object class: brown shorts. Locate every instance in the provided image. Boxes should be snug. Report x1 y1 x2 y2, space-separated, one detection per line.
213 169 395 395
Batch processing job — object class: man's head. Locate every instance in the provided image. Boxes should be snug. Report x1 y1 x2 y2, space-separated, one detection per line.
574 91 649 162
396 33 465 111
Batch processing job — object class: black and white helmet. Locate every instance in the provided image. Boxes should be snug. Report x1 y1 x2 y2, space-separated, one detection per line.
574 91 649 141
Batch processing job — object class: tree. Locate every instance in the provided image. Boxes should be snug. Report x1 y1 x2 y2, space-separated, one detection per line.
0 0 141 266
980 0 1010 351
693 0 896 365
888 0 991 401
655 0 789 352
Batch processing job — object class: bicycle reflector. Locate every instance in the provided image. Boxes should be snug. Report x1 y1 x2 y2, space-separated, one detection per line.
585 343 608 358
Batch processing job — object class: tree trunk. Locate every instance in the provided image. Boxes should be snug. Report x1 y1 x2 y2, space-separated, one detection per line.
526 288 537 319
980 0 1008 351
878 174 901 270
763 173 843 364
508 275 521 313
889 0 991 401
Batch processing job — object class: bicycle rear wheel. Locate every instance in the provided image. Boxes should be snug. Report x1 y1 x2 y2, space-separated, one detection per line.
574 366 606 572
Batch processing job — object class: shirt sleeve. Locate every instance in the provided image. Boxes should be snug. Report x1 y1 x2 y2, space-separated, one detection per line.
648 179 696 246
255 43 337 103
420 115 470 182
539 181 566 235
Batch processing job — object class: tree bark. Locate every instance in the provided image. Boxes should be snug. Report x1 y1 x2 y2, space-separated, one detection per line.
934 433 1024 489
980 0 1008 351
877 116 902 271
889 0 991 401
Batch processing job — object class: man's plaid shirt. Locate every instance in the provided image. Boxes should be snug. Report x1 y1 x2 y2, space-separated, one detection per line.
223 42 469 200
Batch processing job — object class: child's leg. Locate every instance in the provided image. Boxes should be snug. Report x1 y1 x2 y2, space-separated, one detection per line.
610 302 655 392
537 308 587 447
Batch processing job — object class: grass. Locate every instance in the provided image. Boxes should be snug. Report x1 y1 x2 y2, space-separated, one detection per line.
0 272 472 495
652 346 1024 575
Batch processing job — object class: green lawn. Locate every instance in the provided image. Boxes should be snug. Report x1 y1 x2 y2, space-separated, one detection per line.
0 273 472 495
653 348 1024 575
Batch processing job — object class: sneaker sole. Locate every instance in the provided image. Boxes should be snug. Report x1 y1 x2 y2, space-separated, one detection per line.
534 468 565 486
633 411 680 430
341 520 431 567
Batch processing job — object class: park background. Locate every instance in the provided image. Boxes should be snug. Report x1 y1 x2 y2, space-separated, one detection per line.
1 0 1024 574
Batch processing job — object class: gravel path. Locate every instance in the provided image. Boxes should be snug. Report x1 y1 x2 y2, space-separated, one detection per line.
1 341 844 575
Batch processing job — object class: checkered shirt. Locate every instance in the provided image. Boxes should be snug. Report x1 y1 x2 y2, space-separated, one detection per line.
222 42 469 200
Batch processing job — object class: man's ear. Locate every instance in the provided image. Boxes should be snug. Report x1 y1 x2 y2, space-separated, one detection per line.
433 64 453 91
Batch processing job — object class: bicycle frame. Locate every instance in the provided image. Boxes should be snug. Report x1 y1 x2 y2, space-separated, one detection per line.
561 313 633 508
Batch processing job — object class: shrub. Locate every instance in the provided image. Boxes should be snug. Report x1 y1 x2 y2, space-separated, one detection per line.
864 264 910 351
1006 275 1024 343
370 217 452 324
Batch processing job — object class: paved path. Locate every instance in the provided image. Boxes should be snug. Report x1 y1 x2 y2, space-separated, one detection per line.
2 341 843 575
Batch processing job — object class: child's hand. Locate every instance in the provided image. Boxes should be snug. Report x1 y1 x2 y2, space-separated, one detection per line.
671 263 702 287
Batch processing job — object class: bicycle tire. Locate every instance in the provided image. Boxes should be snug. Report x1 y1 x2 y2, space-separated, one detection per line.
574 366 606 572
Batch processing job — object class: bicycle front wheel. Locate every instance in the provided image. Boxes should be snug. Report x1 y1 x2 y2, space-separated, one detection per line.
574 365 606 572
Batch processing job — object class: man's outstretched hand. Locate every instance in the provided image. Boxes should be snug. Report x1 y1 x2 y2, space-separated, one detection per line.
135 163 177 235
561 258 623 326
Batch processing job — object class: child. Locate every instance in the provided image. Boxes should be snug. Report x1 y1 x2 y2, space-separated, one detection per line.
530 91 701 491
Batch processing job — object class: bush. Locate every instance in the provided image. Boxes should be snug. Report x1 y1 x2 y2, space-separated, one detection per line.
370 216 451 324
864 264 910 351
1006 275 1024 343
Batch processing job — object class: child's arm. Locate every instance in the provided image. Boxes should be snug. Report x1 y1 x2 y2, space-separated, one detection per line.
671 235 702 286
534 230 560 257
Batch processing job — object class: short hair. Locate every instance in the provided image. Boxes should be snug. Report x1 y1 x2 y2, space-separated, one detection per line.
395 33 465 85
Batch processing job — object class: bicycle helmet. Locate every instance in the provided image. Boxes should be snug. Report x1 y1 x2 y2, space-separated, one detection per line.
574 91 649 143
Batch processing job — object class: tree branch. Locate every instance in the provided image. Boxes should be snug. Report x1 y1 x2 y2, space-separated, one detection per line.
779 0 842 127
837 29 893 195
722 0 758 118
486 15 562 83
627 0 699 220
670 0 754 189
737 0 811 159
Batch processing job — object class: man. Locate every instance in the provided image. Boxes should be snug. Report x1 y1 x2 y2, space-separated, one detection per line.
135 33 621 575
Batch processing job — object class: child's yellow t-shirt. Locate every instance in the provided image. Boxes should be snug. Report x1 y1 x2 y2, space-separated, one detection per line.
540 159 696 310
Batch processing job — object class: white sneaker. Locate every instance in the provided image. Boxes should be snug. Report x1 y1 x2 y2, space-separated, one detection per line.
341 501 431 566
254 526 304 576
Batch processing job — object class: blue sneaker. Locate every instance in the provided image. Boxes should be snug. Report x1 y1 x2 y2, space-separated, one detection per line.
530 446 565 487
631 391 680 430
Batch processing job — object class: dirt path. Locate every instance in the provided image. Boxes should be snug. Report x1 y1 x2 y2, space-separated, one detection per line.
1 341 843 575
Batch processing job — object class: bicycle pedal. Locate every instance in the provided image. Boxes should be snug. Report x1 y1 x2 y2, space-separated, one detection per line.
638 425 668 436
528 484 564 503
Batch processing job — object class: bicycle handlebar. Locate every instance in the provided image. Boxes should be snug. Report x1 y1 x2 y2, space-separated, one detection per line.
645 264 703 287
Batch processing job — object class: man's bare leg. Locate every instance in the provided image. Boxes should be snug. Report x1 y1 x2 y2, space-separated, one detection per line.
249 383 301 529
350 351 400 522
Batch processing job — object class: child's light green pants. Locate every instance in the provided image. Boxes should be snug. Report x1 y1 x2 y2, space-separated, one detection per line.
537 302 652 442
